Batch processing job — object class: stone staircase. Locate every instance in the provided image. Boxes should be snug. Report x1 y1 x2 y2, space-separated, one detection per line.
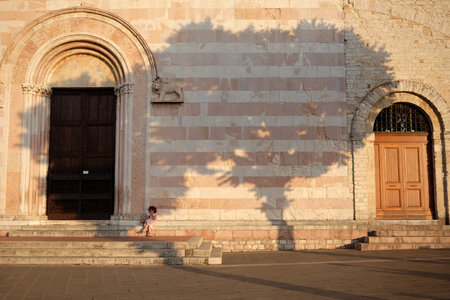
0 223 222 265
355 225 450 251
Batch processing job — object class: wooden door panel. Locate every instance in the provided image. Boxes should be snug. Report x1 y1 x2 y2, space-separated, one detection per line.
86 126 115 154
53 94 82 122
385 189 401 208
82 180 110 194
381 146 403 210
405 189 422 208
49 180 79 194
374 144 382 210
48 88 115 220
47 199 79 220
384 147 401 183
404 147 421 183
375 133 433 219
84 157 114 174
50 127 83 151
51 158 82 175
87 94 115 121
403 144 427 210
50 127 83 173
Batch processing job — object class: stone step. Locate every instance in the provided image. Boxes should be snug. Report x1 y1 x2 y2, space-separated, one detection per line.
374 230 450 237
375 225 443 231
355 243 450 251
16 225 127 231
208 248 222 265
0 248 185 257
7 230 128 237
0 222 141 232
0 240 187 249
183 236 203 249
193 242 213 257
0 236 220 265
0 256 211 265
364 236 450 244
0 239 202 250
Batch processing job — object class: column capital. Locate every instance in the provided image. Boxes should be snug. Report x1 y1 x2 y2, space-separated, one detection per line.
115 83 133 96
21 83 35 94
39 86 52 97
21 83 51 96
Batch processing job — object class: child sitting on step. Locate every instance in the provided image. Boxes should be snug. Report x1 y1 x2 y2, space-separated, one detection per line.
142 206 157 237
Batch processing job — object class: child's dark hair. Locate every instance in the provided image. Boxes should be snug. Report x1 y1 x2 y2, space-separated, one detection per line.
148 206 157 213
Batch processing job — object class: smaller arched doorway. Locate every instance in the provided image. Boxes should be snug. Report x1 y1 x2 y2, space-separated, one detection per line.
373 103 435 220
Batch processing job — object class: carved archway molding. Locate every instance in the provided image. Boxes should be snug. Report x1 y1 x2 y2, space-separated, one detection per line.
351 80 449 223
0 7 157 219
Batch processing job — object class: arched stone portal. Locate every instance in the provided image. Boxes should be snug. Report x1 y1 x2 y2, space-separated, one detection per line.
0 7 156 220
351 80 450 224
373 102 434 220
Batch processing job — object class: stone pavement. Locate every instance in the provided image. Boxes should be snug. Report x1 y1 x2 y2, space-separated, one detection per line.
0 249 449 300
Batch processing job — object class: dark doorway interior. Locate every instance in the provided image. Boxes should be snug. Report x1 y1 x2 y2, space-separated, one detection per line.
47 88 116 220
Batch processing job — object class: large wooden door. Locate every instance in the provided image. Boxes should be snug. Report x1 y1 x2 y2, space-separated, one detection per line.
47 88 116 220
375 134 434 219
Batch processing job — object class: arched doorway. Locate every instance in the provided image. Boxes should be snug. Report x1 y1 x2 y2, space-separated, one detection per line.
373 103 434 219
0 7 157 220
351 81 449 224
45 45 119 220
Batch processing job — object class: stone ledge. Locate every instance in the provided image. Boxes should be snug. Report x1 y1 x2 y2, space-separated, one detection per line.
213 238 360 252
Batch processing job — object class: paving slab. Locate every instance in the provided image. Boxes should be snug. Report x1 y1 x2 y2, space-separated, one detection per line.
0 249 448 300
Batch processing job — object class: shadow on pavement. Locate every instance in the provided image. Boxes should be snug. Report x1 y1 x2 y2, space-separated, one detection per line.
176 266 384 300
326 262 450 282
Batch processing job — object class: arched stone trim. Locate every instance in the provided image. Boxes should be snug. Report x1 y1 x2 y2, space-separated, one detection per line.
351 80 449 224
33 35 130 85
0 7 156 219
0 7 157 85
352 80 449 141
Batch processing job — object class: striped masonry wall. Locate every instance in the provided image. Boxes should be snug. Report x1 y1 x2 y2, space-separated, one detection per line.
0 0 352 222
143 0 352 221
0 1 447 250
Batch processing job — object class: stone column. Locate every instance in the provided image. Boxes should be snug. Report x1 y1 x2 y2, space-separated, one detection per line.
0 82 6 215
19 83 34 216
114 87 121 215
113 83 133 218
37 87 52 217
19 84 51 218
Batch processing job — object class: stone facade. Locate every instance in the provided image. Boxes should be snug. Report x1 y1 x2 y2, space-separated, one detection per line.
0 0 448 250
345 0 450 224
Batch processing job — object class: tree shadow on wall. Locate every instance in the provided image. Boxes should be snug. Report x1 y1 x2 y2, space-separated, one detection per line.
16 18 394 251
148 18 394 250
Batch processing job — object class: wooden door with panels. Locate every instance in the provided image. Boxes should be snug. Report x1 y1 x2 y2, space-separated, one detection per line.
47 88 116 220
374 103 434 220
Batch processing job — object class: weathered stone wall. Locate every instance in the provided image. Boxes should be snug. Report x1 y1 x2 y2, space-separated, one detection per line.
345 0 449 223
345 0 448 112
0 0 352 222
0 0 447 226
